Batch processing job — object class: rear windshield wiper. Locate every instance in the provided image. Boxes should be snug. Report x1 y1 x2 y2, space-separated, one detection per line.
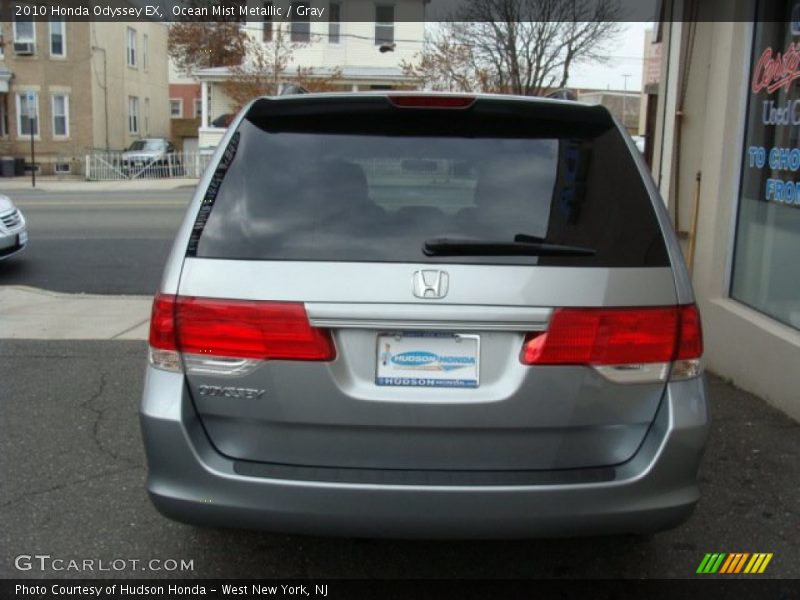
423 236 596 257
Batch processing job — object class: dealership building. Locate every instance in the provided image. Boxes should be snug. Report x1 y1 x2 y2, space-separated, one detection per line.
653 0 800 420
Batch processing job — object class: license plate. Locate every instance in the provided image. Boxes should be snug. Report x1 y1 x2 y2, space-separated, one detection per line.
18 231 28 246
375 332 480 388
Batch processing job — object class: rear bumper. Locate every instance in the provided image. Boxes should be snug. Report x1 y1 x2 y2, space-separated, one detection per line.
140 368 709 538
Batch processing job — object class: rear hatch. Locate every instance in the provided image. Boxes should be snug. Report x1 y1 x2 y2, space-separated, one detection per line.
162 94 690 472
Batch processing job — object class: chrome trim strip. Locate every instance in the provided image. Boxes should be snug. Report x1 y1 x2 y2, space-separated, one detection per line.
306 303 552 332
311 319 546 331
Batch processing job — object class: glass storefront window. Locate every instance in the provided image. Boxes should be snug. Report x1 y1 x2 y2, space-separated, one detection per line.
731 0 800 330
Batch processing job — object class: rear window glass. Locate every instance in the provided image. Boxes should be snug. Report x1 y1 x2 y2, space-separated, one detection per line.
191 104 669 267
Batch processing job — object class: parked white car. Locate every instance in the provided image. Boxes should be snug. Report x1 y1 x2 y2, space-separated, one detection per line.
0 195 28 259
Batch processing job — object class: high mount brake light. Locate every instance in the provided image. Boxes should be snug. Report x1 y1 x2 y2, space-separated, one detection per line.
520 305 703 367
149 294 336 362
388 95 476 109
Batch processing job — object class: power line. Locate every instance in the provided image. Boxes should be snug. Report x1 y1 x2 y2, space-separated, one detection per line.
164 20 647 61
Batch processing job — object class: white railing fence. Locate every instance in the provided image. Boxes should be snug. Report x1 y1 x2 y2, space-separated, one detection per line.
85 150 215 181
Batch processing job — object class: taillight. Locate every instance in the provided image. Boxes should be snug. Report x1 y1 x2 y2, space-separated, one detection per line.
675 304 703 359
148 293 336 372
672 304 703 380
148 294 182 372
149 293 178 351
388 95 476 109
520 305 703 382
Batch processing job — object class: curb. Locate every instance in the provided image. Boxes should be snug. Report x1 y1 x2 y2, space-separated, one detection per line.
0 177 199 193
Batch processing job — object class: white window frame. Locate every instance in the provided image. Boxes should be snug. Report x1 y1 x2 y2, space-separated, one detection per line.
13 17 36 44
724 21 757 295
51 93 69 138
329 2 342 44
126 27 137 67
128 96 139 134
143 33 149 71
0 25 5 58
49 19 66 57
290 2 311 43
15 91 40 139
144 97 150 135
194 98 202 118
169 98 183 119
374 4 395 46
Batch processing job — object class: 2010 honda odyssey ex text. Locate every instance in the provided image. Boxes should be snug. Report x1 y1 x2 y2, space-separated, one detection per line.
141 92 708 538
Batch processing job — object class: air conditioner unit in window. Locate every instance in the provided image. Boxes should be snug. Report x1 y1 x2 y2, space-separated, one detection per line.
13 42 35 55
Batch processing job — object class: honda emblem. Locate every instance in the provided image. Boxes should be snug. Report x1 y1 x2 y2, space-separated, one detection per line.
412 270 449 299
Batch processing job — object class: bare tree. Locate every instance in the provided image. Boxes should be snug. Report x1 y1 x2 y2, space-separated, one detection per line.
168 1 247 76
223 25 343 112
403 0 623 95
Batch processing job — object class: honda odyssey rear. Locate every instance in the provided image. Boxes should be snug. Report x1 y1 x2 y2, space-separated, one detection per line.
140 92 708 538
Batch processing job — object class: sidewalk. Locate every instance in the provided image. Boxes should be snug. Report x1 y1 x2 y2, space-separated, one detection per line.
0 286 150 340
0 176 198 193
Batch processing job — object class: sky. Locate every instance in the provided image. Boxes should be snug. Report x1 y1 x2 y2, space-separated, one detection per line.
569 22 653 92
421 21 654 93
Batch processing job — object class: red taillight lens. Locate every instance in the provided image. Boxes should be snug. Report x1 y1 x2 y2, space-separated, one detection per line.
521 305 703 366
149 293 178 351
388 95 476 109
148 294 335 361
675 304 703 360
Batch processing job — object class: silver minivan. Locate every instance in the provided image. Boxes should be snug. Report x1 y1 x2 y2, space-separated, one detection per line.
141 93 708 538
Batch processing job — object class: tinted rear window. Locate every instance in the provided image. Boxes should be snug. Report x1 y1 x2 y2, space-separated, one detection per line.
191 99 669 267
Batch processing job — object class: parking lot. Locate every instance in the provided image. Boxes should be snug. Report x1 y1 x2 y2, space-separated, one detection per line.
2 339 798 579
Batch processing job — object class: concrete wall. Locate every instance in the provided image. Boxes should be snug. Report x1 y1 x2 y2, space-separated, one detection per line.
90 22 170 150
652 1 800 420
578 91 640 133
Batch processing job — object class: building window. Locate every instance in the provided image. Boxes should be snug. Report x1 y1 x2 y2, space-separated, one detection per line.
51 94 69 137
55 162 71 174
143 33 149 71
194 98 202 118
50 19 66 57
13 16 36 54
329 3 341 44
263 2 274 42
13 17 35 42
126 27 137 67
375 4 394 46
0 98 7 136
128 96 139 134
144 97 150 135
731 1 800 331
170 99 182 118
290 2 311 42
16 92 39 137
0 28 4 58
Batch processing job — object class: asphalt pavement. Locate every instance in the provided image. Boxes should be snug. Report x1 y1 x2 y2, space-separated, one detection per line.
0 189 192 294
1 339 798 579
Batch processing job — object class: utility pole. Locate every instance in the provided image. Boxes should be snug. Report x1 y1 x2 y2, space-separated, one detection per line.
25 92 36 188
91 46 110 151
621 74 631 133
